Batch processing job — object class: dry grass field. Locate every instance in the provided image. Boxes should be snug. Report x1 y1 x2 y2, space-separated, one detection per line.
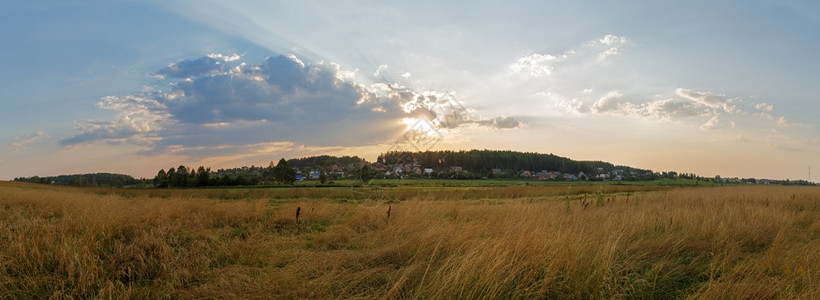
1 181 819 298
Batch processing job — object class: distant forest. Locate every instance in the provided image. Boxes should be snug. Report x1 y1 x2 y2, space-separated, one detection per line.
13 173 140 187
378 149 649 177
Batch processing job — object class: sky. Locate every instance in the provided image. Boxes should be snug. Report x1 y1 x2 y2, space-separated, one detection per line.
1 0 818 181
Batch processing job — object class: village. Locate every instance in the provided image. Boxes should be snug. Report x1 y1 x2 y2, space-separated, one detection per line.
208 160 781 185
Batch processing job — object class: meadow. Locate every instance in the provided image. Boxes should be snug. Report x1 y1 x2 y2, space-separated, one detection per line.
1 181 819 298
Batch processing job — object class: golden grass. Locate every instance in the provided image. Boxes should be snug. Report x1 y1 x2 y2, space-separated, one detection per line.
1 182 819 298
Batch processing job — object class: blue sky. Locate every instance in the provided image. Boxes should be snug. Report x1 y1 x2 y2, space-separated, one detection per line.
1 1 818 180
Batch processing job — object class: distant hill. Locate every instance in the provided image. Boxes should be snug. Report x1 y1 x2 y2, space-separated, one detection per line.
377 149 654 179
13 173 140 187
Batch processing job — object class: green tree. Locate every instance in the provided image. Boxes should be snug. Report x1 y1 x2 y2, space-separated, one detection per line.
176 165 189 187
359 164 372 185
274 158 296 185
197 166 210 187
166 167 177 187
319 160 329 184
154 169 168 188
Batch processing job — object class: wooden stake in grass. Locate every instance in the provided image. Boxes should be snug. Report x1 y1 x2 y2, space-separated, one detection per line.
296 207 301 224
387 205 391 219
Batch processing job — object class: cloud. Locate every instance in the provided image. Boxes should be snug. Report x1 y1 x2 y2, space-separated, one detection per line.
381 85 520 129
509 53 559 78
755 102 774 112
60 95 169 146
154 54 238 79
62 54 521 158
207 53 241 62
9 131 48 151
475 116 523 129
511 34 627 78
700 115 721 131
675 88 739 113
566 91 708 121
374 64 389 77
591 91 630 113
594 34 627 61
599 34 627 46
555 88 736 131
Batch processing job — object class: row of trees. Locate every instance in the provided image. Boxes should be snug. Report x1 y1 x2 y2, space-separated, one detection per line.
378 149 652 177
153 166 212 188
152 159 299 188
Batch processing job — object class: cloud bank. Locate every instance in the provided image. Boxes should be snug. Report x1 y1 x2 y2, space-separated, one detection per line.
61 54 521 158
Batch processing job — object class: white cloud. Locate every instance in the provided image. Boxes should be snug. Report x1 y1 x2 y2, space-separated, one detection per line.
9 131 48 151
700 115 721 131
641 98 708 120
599 34 627 45
510 53 559 77
207 53 241 62
755 102 773 112
374 64 389 77
554 88 734 131
510 34 628 79
598 47 620 61
594 34 627 61
60 94 170 146
675 88 739 113
591 91 630 113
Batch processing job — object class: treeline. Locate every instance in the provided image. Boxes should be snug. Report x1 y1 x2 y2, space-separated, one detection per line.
153 166 213 188
378 149 651 177
13 173 140 187
287 155 366 169
153 159 300 188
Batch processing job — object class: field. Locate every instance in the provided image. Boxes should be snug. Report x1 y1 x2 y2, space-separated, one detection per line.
1 181 819 298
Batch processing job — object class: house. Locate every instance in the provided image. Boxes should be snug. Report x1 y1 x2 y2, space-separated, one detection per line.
563 173 577 181
450 166 463 173
424 168 433 174
412 166 423 174
373 163 388 172
492 169 502 174
520 170 532 177
309 171 321 180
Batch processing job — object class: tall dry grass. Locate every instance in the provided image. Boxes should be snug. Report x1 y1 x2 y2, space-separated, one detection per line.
1 182 819 298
